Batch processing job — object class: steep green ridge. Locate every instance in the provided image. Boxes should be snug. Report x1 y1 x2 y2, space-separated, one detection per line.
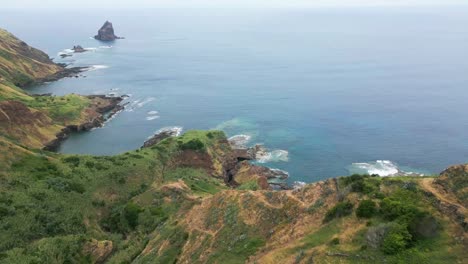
0 28 120 149
0 28 63 87
0 28 466 264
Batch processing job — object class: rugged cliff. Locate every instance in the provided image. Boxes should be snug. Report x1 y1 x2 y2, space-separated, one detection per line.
0 28 123 149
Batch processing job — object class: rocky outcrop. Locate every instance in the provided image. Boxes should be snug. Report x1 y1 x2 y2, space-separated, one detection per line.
142 128 181 148
72 45 86 53
36 66 87 83
94 21 122 41
227 138 290 189
83 239 113 264
436 164 468 207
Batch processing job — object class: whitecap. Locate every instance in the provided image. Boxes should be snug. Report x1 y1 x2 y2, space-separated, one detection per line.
347 160 425 177
57 49 74 56
136 97 156 107
293 181 306 190
256 149 289 163
228 134 251 149
87 65 110 71
147 110 159 115
215 118 259 139
148 126 183 139
146 115 160 121
99 45 113 49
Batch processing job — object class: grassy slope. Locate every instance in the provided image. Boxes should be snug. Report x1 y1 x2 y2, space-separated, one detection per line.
0 131 466 263
0 28 62 86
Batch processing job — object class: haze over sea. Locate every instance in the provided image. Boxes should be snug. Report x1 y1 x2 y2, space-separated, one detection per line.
2 7 468 183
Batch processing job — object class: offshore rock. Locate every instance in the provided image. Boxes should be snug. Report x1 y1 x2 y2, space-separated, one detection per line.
94 21 123 41
72 45 86 53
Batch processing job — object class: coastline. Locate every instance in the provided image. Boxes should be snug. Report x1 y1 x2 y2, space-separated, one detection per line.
43 95 125 151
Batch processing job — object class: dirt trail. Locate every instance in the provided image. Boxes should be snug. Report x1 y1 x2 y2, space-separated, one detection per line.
420 178 466 213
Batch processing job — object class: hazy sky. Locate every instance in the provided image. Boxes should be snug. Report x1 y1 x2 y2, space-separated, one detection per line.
3 0 468 8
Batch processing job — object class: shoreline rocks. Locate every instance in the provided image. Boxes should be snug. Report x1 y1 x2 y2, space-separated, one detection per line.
35 66 88 84
142 127 183 148
43 96 124 151
94 21 123 41
227 137 291 189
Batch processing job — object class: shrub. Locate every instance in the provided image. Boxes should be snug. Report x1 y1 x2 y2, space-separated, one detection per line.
179 139 205 151
46 178 85 193
323 201 353 223
84 161 95 168
102 202 143 234
380 198 419 222
341 174 380 194
356 200 377 218
63 156 80 167
381 223 412 254
124 203 142 229
329 237 340 245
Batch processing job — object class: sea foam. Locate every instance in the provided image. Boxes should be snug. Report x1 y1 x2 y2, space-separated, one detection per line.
148 127 183 139
88 65 110 71
228 134 251 149
256 149 289 163
146 116 160 121
348 160 424 177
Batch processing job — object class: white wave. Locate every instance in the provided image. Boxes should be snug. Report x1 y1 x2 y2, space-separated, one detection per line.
256 149 289 163
87 65 109 71
99 45 113 49
148 126 183 139
293 181 306 190
57 49 74 56
348 160 425 177
270 168 289 178
136 97 156 107
147 110 159 115
228 134 251 149
146 115 160 121
85 47 98 51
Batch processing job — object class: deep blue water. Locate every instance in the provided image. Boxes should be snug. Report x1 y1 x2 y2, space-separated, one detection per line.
2 7 468 183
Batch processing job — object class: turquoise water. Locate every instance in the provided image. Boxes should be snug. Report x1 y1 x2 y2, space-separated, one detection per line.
2 7 468 183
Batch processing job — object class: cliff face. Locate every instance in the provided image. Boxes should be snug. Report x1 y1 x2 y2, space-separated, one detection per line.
94 21 121 41
0 28 123 149
0 28 63 87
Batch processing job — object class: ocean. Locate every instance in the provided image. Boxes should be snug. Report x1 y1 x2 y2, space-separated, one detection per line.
2 7 468 183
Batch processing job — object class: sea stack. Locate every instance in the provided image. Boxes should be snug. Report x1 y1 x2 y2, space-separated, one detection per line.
72 45 86 53
94 21 121 41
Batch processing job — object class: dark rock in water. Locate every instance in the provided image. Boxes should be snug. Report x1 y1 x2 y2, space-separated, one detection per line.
94 21 123 41
142 128 181 148
36 67 88 83
72 45 86 53
60 53 72 58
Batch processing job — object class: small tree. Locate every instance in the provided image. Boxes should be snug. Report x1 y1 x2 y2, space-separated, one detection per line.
356 200 376 218
381 223 412 254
